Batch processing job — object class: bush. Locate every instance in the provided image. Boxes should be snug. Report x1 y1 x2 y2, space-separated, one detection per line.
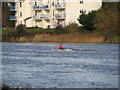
78 26 87 32
15 24 26 37
54 25 68 34
64 23 79 33
54 23 79 34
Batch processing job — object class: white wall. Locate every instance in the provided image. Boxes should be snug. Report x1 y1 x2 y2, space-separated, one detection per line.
15 0 102 28
65 0 102 26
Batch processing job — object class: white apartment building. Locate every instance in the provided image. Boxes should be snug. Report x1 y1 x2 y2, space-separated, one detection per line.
10 0 102 28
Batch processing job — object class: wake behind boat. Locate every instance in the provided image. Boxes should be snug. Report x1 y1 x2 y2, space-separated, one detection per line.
58 44 72 51
56 44 80 51
52 48 80 51
58 48 72 51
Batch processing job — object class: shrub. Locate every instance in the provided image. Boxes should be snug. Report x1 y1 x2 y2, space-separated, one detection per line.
54 25 68 34
65 23 79 33
54 23 79 34
15 24 26 37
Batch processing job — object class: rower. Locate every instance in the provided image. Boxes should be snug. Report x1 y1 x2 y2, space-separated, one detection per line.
59 44 63 49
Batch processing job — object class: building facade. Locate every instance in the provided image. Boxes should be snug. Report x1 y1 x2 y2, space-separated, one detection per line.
9 0 102 28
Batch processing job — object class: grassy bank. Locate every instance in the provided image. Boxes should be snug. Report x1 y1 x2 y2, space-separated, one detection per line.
1 25 120 43
106 36 120 43
111 36 120 41
2 33 106 43
1 29 120 43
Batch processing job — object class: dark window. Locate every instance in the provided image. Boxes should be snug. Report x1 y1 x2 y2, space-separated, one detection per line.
57 0 59 4
52 1 54 6
35 2 37 6
20 12 22 17
80 0 83 3
80 10 86 13
20 2 22 7
53 11 54 16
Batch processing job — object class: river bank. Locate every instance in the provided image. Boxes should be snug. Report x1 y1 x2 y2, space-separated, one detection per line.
1 33 120 43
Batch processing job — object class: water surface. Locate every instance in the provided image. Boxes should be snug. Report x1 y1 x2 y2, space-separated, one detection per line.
2 42 118 88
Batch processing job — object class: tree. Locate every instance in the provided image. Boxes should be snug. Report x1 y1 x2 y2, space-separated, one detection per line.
77 11 97 30
94 2 119 36
2 2 16 28
16 24 26 37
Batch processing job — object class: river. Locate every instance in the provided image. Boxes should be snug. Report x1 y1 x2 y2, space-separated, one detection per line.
2 42 118 88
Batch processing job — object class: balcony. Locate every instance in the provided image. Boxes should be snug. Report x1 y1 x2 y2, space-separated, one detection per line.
10 15 16 20
10 6 16 11
33 5 49 11
55 13 66 20
55 4 66 10
33 14 50 20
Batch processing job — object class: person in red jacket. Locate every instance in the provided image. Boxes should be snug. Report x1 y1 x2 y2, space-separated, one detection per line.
59 44 63 49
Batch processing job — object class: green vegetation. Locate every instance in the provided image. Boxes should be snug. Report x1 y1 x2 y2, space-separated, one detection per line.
94 2 118 33
53 27 68 34
111 36 120 41
54 23 79 34
0 29 15 35
0 29 2 34
2 2 16 28
102 2 114 9
78 11 97 30
27 28 51 33
15 24 26 37
78 2 119 39
64 23 79 33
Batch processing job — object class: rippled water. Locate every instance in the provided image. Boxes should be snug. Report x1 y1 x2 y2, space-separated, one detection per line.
2 42 118 88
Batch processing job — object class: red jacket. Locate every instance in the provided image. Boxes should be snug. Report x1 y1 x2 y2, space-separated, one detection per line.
59 45 63 49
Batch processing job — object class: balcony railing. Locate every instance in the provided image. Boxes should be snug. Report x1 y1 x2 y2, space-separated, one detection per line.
33 14 50 20
10 15 16 20
55 13 66 19
33 5 49 10
55 3 66 9
10 6 16 11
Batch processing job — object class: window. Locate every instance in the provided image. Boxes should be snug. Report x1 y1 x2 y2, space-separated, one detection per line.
35 2 37 6
57 0 59 4
80 0 83 4
53 11 54 16
20 12 22 17
80 9 86 13
20 2 22 7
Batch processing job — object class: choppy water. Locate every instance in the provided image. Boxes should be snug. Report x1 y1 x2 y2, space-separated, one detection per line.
2 42 118 88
